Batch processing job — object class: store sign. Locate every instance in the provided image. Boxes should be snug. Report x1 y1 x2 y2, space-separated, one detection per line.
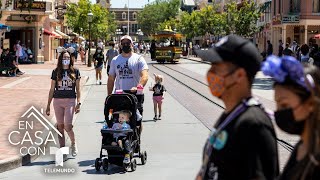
282 15 300 23
14 1 46 11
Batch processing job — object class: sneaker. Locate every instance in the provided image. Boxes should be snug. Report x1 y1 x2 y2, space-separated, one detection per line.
99 80 102 85
96 80 99 85
153 115 157 121
70 143 78 157
123 154 130 164
158 115 161 120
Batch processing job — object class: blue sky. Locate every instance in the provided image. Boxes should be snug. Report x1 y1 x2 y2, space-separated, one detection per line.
110 0 156 8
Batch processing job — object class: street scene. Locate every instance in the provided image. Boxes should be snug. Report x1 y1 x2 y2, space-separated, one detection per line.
1 0 320 179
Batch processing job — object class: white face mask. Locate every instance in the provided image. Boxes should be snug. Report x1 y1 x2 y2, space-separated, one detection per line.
97 50 101 53
62 59 70 66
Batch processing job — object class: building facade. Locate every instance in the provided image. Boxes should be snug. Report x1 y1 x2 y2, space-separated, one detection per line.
0 0 74 63
271 0 320 53
109 7 144 42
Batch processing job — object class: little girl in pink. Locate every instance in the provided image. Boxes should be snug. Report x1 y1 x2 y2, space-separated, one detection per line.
149 74 166 120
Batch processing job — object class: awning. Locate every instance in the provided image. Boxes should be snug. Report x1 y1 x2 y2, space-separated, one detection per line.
78 36 85 40
44 29 62 39
68 32 79 37
55 30 70 39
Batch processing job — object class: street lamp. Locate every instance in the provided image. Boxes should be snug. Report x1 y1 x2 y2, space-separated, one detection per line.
127 0 129 35
116 28 123 43
87 11 93 67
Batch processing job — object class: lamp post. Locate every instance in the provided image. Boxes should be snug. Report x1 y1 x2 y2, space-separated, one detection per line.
116 28 123 43
87 11 93 67
127 0 129 35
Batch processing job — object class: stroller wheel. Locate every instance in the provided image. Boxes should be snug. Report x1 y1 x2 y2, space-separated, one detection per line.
95 158 102 171
141 151 147 165
131 159 137 171
102 158 109 171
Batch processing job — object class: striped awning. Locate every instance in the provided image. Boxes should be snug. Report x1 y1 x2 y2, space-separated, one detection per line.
55 30 70 39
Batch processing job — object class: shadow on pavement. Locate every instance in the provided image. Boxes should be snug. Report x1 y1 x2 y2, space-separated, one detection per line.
81 162 127 175
142 119 157 123
78 159 95 167
252 78 274 90
24 160 55 166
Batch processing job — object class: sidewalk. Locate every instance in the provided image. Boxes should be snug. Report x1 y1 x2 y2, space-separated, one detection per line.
0 60 92 173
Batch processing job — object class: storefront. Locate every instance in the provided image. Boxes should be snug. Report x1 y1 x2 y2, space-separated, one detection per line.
272 15 320 50
0 0 54 63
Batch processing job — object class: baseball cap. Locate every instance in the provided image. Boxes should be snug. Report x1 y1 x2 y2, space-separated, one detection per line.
196 35 262 79
120 35 133 43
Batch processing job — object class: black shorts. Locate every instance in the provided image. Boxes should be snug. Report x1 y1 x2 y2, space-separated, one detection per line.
107 65 110 75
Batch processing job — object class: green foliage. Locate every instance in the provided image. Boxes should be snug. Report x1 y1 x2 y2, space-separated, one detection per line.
137 0 180 36
65 0 116 40
225 1 260 37
177 0 260 38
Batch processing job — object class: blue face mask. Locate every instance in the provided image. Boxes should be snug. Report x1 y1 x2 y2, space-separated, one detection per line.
97 50 101 53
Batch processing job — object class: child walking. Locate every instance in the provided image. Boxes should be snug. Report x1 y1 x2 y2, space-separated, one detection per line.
149 74 166 120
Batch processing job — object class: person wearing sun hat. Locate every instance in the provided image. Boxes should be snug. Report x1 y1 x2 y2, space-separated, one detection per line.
195 35 279 180
262 55 320 180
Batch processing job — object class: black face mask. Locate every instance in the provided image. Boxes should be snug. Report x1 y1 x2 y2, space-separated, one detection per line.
274 108 306 135
122 45 132 53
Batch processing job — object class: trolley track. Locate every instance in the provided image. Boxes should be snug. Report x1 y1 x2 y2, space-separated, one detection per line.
151 61 295 153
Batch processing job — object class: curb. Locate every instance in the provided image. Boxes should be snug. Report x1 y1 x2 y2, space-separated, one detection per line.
181 56 210 64
0 76 90 173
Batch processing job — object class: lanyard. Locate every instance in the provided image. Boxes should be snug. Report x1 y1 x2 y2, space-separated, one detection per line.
198 97 261 179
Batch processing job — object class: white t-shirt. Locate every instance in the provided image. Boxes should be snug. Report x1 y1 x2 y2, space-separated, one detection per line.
109 53 148 91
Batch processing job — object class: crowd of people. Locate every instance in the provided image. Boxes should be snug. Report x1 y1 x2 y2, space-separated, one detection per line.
265 40 320 67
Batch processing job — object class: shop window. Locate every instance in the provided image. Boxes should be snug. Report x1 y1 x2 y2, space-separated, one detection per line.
313 0 320 13
290 0 300 13
122 12 126 20
133 12 137 20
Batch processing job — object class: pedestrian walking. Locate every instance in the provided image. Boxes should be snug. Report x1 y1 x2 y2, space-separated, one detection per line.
105 43 119 75
262 55 320 180
283 43 294 56
46 48 81 157
107 35 148 134
150 40 156 60
93 47 104 85
278 40 284 57
300 44 314 65
195 35 279 180
267 40 273 55
149 73 166 120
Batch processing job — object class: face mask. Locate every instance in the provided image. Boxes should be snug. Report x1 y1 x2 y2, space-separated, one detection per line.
274 108 306 135
122 45 132 53
97 50 101 53
62 59 70 66
206 69 237 98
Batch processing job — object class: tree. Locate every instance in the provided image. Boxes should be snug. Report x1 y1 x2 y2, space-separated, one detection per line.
137 0 180 35
178 5 226 39
65 0 116 41
224 1 260 37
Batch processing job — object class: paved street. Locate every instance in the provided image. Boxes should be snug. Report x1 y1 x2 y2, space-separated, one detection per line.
0 55 299 179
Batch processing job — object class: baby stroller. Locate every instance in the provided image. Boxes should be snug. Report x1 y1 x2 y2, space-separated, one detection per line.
95 93 147 172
